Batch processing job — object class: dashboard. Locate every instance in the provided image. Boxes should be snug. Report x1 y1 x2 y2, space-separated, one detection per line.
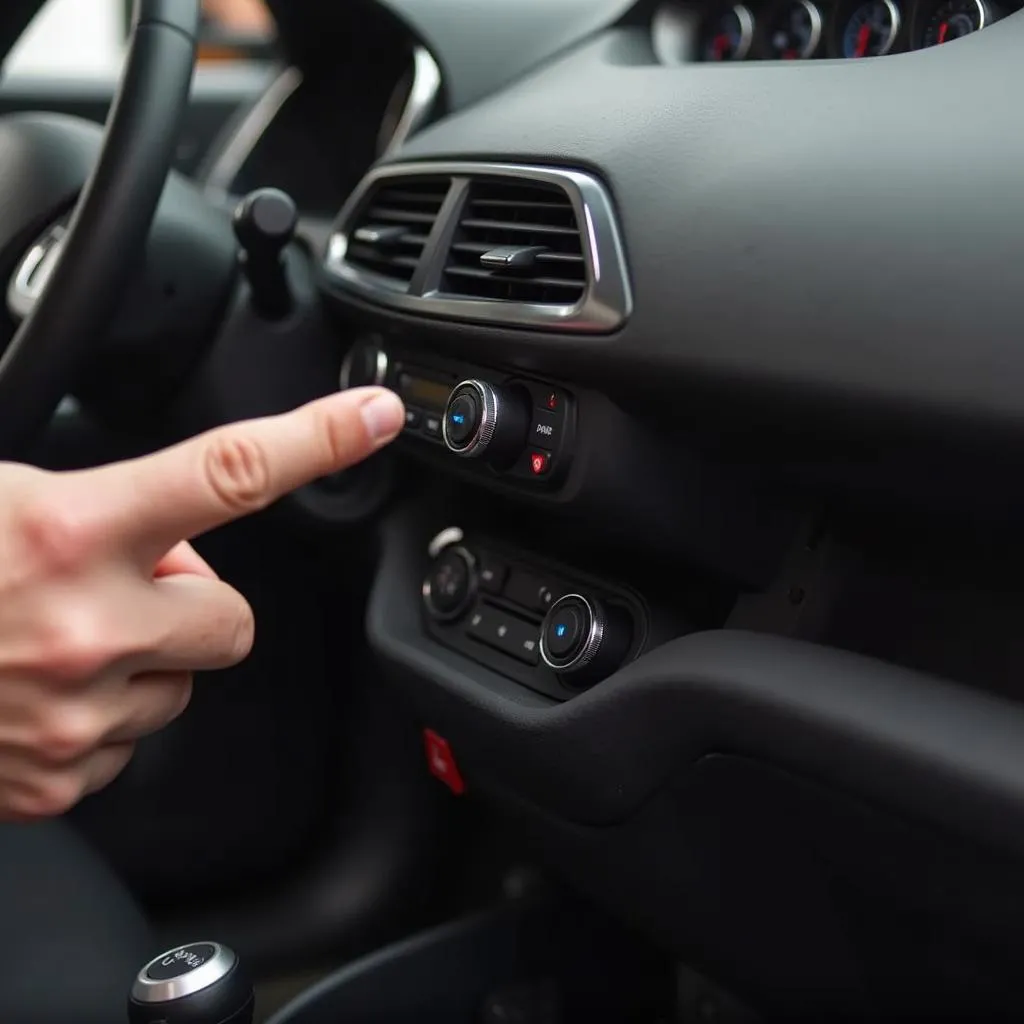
207 0 1024 1016
652 0 1022 59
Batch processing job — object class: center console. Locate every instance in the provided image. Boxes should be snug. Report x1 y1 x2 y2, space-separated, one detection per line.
340 335 690 700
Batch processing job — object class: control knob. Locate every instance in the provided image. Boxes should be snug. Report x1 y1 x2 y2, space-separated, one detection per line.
129 942 253 1024
422 544 477 622
540 594 632 684
339 336 389 391
442 379 531 466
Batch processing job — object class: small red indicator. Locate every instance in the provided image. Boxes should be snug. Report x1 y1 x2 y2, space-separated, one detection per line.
530 452 550 476
423 729 465 795
546 392 559 411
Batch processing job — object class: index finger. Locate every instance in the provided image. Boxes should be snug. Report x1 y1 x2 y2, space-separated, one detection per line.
74 387 404 562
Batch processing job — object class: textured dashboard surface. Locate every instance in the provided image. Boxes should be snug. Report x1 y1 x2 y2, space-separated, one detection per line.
387 15 1024 436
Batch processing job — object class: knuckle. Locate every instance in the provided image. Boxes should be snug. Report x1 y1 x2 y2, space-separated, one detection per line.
17 500 94 572
39 608 117 682
203 433 272 515
32 706 104 764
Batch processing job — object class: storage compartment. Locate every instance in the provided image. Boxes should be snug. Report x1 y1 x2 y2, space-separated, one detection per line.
267 896 670 1024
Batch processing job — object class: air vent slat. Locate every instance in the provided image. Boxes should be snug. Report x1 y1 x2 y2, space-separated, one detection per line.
341 176 450 286
450 241 585 266
347 248 421 271
444 266 584 291
457 218 581 238
365 206 439 225
379 189 450 205
469 199 571 212
442 178 587 305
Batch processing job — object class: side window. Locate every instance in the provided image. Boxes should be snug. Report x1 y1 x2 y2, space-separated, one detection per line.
7 0 277 78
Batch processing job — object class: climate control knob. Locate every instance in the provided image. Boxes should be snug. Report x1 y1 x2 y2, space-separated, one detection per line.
442 380 531 466
540 594 632 684
339 337 388 391
422 544 477 622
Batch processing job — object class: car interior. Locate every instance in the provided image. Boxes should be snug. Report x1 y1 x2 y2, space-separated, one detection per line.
2 0 1024 1020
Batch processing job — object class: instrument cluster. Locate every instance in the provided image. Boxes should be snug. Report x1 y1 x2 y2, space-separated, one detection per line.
651 0 1017 60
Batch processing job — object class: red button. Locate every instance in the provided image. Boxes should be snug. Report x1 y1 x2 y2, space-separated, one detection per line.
423 729 465 795
530 451 550 476
546 392 559 411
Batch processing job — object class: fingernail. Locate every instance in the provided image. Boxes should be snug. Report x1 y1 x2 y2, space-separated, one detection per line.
360 389 405 446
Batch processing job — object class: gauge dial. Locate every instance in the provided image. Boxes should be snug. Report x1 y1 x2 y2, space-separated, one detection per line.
921 0 989 44
841 0 901 55
767 0 824 58
702 5 756 60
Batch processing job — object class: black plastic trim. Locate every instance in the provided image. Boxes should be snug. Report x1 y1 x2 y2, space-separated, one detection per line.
369 506 1024 856
384 18 1024 440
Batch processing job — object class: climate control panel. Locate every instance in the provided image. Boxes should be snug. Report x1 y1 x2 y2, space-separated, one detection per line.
340 336 575 488
420 528 645 700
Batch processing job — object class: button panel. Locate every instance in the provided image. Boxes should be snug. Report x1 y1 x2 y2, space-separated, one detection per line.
467 606 541 665
352 340 576 490
421 531 645 701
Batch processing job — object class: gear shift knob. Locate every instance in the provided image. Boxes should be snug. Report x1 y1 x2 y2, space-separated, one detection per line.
128 942 253 1024
233 187 298 319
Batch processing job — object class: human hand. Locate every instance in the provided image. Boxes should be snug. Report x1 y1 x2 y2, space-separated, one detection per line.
0 386 404 821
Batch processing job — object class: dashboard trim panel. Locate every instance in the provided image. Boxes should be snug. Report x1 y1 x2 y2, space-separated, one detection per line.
378 46 444 157
201 64 304 202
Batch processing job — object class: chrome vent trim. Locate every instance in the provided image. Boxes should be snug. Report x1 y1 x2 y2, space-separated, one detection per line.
324 162 632 333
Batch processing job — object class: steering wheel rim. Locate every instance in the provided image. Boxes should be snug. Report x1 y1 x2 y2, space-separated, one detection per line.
0 0 201 458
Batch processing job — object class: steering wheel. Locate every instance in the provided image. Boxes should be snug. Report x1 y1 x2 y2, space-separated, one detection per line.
0 0 200 458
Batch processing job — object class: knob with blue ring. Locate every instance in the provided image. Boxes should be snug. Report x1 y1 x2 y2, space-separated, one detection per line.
541 593 634 684
541 594 600 673
442 378 531 465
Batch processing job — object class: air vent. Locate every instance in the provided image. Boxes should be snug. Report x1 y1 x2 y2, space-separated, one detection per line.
442 180 586 306
342 177 450 286
325 163 631 332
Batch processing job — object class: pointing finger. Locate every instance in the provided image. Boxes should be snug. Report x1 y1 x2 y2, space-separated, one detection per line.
73 387 404 564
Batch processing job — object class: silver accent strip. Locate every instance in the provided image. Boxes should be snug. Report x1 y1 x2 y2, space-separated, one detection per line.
131 943 236 1004
202 66 304 203
421 545 476 622
338 340 389 391
379 46 443 157
8 224 66 320
324 162 632 334
443 379 496 458
875 0 902 55
427 527 464 559
540 595 605 674
730 4 757 60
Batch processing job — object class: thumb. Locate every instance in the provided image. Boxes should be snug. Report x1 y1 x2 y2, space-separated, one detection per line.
73 387 405 564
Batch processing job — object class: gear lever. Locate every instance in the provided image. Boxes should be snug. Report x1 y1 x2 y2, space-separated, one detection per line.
128 942 253 1024
233 187 298 320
